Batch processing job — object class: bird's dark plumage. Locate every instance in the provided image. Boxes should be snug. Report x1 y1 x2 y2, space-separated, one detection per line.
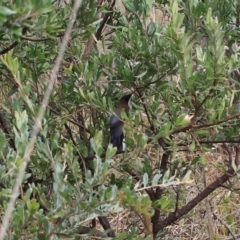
110 93 132 152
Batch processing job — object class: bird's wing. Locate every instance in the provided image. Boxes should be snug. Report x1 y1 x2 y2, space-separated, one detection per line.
110 115 124 151
110 114 122 128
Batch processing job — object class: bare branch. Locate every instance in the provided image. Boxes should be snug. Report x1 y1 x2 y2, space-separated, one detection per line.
0 1 83 239
98 216 115 237
154 166 235 234
0 27 28 55
213 212 237 240
171 112 240 134
235 145 240 166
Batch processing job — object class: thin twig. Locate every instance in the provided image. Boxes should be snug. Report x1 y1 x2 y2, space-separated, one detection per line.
137 68 174 90
212 212 236 240
21 33 64 42
0 1 83 239
171 112 240 135
0 27 28 55
235 145 240 166
224 233 240 240
202 164 214 240
156 166 235 231
48 106 91 134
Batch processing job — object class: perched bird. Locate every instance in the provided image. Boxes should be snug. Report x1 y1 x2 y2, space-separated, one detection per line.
110 93 132 152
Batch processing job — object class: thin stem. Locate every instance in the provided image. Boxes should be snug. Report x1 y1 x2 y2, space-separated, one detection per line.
0 1 83 239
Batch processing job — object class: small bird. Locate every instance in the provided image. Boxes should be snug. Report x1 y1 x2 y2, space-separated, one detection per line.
110 93 132 152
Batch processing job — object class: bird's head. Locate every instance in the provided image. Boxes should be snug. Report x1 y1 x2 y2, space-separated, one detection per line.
117 93 132 112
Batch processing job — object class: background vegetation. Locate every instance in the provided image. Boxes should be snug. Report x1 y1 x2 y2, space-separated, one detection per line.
1 0 240 239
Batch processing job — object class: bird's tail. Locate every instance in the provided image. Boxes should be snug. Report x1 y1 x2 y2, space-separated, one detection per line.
110 128 125 152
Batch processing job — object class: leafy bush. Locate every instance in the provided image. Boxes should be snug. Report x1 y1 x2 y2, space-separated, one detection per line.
0 0 240 239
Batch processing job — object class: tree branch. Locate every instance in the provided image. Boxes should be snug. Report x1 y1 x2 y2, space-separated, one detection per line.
0 1 83 238
98 216 115 237
154 167 235 234
0 27 28 55
171 112 240 135
84 0 115 59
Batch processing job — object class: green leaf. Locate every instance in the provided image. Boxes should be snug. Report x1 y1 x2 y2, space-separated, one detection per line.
175 115 185 126
200 155 206 165
0 131 6 150
135 70 147 79
51 132 60 151
152 173 161 185
189 141 195 152
155 122 172 140
26 199 40 213
123 0 135 13
143 173 148 187
0 189 12 198
191 156 200 165
162 169 170 184
172 13 184 29
172 0 178 14
0 7 16 15
182 170 192 182
105 145 117 160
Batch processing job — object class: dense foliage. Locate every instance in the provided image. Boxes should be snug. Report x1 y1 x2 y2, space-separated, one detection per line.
1 0 240 239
